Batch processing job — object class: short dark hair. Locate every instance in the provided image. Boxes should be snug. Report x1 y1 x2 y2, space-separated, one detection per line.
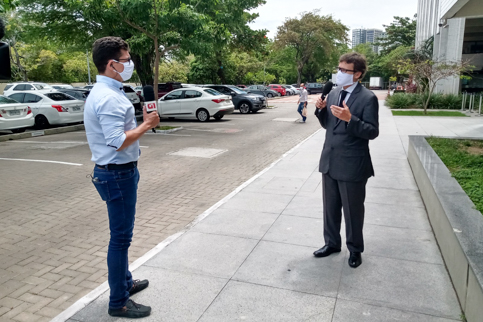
339 52 367 80
92 37 129 73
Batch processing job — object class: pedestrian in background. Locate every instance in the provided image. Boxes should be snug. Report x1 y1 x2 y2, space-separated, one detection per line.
84 36 160 318
297 83 308 123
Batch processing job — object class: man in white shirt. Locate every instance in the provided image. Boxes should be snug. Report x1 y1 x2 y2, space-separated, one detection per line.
297 83 308 123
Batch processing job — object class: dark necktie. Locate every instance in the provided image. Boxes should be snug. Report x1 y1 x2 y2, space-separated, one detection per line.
335 90 348 127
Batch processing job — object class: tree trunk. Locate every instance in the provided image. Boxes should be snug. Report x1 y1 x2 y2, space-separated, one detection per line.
424 84 436 115
297 67 302 86
131 52 154 86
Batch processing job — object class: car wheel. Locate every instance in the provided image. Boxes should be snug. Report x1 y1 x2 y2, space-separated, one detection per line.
11 128 26 133
214 115 223 121
196 108 210 122
238 102 251 114
267 93 273 98
35 115 50 129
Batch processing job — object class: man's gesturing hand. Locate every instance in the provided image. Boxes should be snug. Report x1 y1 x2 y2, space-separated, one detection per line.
143 106 160 128
316 97 327 109
330 100 351 122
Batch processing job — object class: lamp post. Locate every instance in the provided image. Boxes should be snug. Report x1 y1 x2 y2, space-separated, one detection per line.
86 49 91 85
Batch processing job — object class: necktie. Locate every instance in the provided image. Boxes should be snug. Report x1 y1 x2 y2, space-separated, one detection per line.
335 90 348 127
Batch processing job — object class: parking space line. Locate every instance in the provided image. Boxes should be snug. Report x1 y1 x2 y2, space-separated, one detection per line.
0 158 83 166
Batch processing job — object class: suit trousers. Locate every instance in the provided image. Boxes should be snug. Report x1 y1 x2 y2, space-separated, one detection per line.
322 173 367 253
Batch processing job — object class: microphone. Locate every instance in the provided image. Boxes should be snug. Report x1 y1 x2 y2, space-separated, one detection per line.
321 81 333 101
142 85 157 133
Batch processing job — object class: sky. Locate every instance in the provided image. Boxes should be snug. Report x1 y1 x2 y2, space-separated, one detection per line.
250 0 419 40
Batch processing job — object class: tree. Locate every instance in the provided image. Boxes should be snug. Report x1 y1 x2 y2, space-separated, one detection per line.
274 10 348 85
376 16 416 55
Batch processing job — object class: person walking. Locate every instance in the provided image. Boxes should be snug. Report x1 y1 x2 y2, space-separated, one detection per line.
84 36 160 318
297 83 308 123
313 52 379 268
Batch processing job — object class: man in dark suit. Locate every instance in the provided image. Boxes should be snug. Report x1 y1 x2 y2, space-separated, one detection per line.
313 52 379 268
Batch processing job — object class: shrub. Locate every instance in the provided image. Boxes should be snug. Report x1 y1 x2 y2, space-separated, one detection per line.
386 93 464 110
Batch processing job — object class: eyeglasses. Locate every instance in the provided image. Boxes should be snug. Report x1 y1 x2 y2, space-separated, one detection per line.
113 58 132 65
337 67 355 74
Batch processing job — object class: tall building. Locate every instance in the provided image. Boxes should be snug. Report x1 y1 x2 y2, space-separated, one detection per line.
416 0 483 94
351 28 386 53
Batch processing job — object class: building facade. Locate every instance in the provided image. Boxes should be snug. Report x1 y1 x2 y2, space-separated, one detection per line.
416 0 483 94
351 28 386 53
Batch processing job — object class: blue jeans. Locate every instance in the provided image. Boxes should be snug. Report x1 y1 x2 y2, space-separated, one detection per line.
298 102 306 122
92 166 140 309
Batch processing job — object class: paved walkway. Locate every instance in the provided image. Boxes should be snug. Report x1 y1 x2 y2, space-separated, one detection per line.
60 100 483 322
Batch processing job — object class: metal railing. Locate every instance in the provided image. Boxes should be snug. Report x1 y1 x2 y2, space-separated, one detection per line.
461 92 482 116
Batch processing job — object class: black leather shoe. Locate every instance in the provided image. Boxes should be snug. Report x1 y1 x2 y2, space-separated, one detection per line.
129 279 149 296
348 252 362 268
313 245 341 257
108 299 151 318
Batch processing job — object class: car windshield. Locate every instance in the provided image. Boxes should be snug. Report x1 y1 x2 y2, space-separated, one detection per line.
34 84 53 90
227 86 247 94
123 86 135 93
204 88 222 96
45 93 76 101
0 96 19 104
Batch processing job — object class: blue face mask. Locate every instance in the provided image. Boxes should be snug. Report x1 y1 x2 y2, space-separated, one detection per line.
336 70 355 87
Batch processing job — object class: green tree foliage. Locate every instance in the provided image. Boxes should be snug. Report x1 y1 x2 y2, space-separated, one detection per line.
376 16 416 55
158 58 191 83
274 10 348 85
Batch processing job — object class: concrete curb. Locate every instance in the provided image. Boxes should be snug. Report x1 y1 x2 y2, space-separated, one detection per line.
0 124 85 142
408 135 483 322
153 127 183 134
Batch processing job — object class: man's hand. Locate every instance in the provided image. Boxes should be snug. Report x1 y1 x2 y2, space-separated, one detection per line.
143 106 160 128
330 100 351 122
316 96 327 109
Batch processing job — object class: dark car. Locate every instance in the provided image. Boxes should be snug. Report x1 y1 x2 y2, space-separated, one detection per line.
306 83 324 95
245 85 280 98
158 82 183 99
202 85 267 114
58 89 90 101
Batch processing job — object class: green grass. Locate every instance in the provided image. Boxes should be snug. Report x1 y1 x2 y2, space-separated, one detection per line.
155 126 178 131
427 138 483 215
392 111 467 117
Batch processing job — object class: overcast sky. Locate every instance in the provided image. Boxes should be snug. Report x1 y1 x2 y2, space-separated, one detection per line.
250 0 419 40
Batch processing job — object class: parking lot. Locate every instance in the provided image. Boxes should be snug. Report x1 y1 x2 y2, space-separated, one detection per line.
0 95 321 321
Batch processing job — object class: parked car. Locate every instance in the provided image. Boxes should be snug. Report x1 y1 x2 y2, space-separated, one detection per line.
0 95 34 133
158 82 183 99
122 85 142 112
202 85 267 114
83 85 94 91
285 85 300 95
237 85 247 89
306 83 324 95
3 82 53 96
268 84 286 96
7 91 85 129
158 87 234 122
51 84 74 90
245 85 280 98
57 89 90 101
282 85 295 96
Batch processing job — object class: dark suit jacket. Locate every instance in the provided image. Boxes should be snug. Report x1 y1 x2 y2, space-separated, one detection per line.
315 83 379 182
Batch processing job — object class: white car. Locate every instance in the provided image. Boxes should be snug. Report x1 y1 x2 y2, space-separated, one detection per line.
123 85 142 113
285 85 300 95
0 95 34 133
3 82 54 96
158 87 234 122
52 84 74 90
7 91 85 129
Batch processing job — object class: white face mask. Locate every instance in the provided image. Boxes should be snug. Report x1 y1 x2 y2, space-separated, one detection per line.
336 70 355 87
113 60 135 81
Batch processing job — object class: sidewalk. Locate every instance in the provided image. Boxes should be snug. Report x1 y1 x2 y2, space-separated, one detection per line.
62 103 466 322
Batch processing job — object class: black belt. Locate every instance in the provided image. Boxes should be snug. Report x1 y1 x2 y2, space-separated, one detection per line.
96 161 137 170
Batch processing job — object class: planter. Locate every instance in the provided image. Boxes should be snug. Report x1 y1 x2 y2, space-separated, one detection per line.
408 136 483 322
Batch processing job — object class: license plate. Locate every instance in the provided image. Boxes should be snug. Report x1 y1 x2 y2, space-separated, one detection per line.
9 110 20 116
72 106 81 111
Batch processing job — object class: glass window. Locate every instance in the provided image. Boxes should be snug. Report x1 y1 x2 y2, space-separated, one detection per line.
13 85 25 91
0 96 19 104
33 84 52 90
4 85 13 91
158 84 169 91
227 86 247 94
24 94 42 103
24 84 34 90
204 89 222 96
45 93 75 101
172 83 182 90
9 93 25 102
123 86 135 93
164 90 183 100
184 90 202 99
